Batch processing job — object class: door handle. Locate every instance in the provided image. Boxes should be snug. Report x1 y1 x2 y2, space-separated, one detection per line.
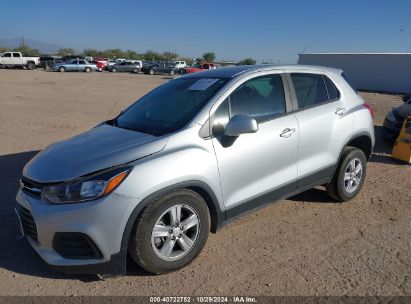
335 107 345 115
280 128 295 138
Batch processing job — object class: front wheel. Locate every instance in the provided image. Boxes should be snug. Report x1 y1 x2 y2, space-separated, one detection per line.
85 67 91 73
59 66 66 72
169 70 175 76
326 147 367 202
149 69 155 75
111 67 117 73
129 189 210 274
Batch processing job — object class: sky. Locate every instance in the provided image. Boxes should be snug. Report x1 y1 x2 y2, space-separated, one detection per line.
1 0 411 63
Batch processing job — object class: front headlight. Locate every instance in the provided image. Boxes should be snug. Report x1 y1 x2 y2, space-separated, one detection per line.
41 166 132 204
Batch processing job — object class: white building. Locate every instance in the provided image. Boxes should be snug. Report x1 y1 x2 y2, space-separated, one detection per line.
298 53 411 94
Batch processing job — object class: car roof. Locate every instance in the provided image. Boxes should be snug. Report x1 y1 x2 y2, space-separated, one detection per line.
181 64 343 79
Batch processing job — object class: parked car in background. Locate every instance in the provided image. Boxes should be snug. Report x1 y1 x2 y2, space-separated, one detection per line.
52 59 98 72
16 65 374 275
107 61 141 73
382 95 411 142
106 59 126 66
184 62 216 74
39 56 63 69
89 60 106 72
174 60 187 69
141 61 177 75
0 52 40 70
61 55 84 61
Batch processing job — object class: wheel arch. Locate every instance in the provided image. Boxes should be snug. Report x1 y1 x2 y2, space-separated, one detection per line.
120 181 224 260
345 132 373 160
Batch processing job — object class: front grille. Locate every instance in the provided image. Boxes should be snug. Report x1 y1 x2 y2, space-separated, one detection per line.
53 232 103 259
20 177 43 198
16 205 38 242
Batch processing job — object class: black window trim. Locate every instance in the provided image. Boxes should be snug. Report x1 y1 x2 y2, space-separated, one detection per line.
285 72 341 113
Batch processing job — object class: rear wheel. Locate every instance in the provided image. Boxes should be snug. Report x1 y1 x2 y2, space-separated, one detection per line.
169 70 175 76
129 189 210 274
326 147 367 202
133 68 138 73
59 66 66 72
111 67 117 73
85 67 91 73
26 62 35 70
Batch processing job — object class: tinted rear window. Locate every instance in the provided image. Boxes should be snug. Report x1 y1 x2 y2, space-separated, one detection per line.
291 73 328 109
323 76 340 100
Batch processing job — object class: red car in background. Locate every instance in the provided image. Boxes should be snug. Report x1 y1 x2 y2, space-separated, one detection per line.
89 60 106 71
184 62 216 74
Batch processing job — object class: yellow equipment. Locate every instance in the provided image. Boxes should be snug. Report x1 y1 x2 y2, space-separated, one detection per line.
391 114 411 164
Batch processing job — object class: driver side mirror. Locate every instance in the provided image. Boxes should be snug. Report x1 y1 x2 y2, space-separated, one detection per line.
224 115 258 137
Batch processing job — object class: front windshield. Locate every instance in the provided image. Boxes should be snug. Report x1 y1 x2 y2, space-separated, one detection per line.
113 77 228 136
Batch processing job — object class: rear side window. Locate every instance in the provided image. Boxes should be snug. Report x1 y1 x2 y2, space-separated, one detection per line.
290 73 328 109
13 53 21 57
323 76 340 100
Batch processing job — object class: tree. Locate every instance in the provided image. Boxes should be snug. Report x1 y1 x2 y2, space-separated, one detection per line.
125 50 142 60
237 58 256 65
195 57 204 63
162 51 177 61
143 50 164 61
83 49 101 58
202 52 215 62
57 48 76 56
0 46 10 53
13 45 39 56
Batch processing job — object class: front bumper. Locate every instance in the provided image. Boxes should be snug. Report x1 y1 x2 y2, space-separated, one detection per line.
15 189 139 274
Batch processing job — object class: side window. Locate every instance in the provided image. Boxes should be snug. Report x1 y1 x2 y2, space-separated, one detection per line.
78 60 86 64
230 74 286 121
323 76 340 100
3 53 11 57
13 53 21 57
212 100 230 137
291 73 328 109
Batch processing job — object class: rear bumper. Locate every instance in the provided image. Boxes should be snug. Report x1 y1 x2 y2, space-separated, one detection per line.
15 189 140 274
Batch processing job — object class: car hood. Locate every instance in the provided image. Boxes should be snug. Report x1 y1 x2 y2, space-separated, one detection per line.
23 124 168 183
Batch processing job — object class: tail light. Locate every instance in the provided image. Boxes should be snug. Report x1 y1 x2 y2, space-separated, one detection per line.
363 103 374 118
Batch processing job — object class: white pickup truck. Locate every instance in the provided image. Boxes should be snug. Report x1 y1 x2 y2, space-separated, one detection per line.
0 52 40 70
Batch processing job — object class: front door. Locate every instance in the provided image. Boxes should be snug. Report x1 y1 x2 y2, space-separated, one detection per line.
210 72 299 216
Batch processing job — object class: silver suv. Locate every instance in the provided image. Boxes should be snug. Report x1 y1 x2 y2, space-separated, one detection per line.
16 65 374 275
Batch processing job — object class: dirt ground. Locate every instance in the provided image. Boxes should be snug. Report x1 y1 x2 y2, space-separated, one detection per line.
0 69 410 296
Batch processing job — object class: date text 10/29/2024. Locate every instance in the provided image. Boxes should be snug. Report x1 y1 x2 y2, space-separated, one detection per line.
149 296 257 303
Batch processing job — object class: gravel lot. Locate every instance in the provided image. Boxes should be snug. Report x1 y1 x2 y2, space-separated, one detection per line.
0 69 410 296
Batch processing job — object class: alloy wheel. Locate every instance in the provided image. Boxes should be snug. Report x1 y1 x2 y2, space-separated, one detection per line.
151 204 200 261
344 158 363 193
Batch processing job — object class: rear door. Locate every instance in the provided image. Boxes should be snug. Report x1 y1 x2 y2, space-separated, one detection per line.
286 70 352 189
210 71 299 214
12 53 23 65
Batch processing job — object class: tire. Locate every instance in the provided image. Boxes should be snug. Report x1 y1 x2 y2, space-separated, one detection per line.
111 67 117 73
59 66 66 72
149 69 155 75
326 147 367 202
133 68 138 74
169 70 175 76
85 67 91 73
26 62 35 70
129 189 210 274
